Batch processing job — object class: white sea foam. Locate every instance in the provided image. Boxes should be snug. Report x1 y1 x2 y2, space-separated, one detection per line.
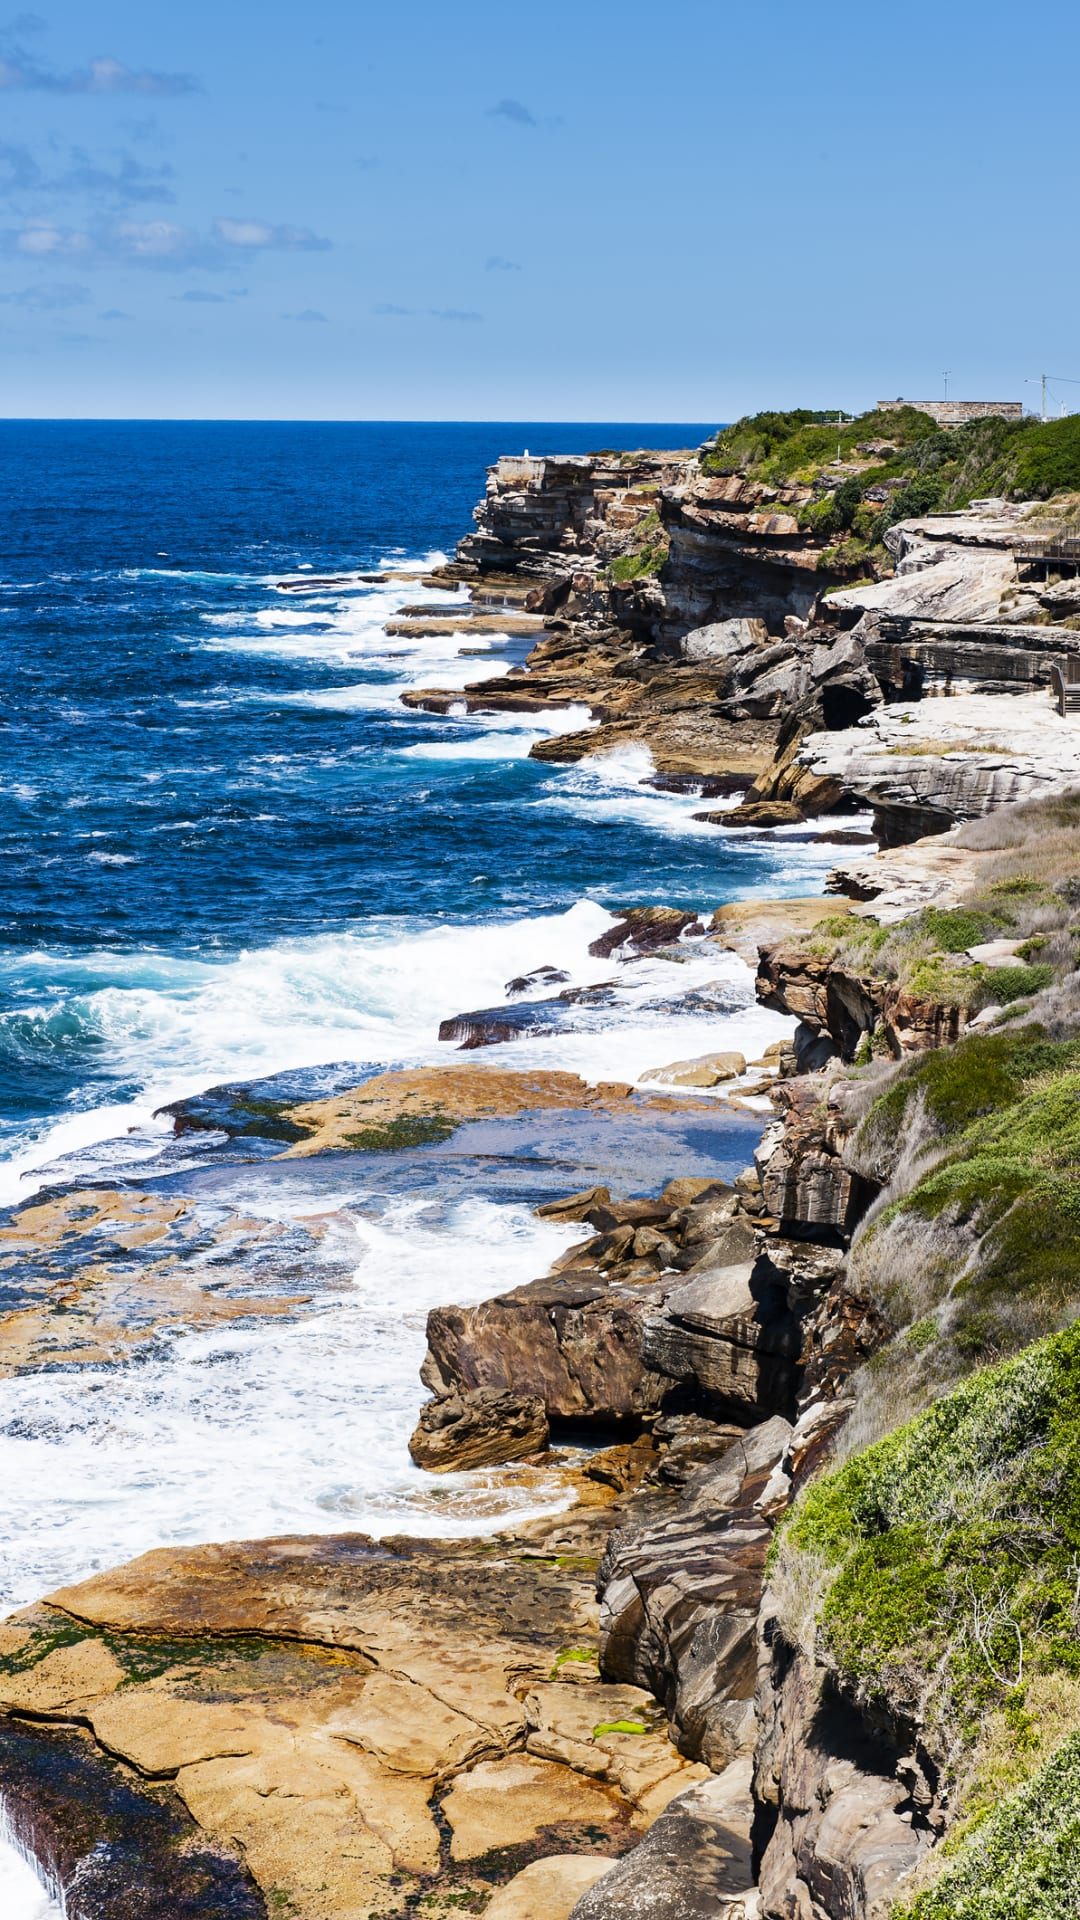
399 704 594 758
0 1815 64 1920
0 900 623 1204
0 1192 581 1613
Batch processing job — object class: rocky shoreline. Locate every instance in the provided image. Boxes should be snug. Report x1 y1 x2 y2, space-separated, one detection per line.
4 418 1080 1918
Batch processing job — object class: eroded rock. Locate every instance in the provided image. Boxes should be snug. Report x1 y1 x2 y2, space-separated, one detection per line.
408 1388 550 1472
568 1758 757 1920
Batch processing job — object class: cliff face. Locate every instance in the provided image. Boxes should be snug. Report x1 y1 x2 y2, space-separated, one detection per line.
419 441 1080 844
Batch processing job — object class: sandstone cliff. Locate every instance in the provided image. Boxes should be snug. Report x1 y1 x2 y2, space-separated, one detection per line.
400 418 1080 841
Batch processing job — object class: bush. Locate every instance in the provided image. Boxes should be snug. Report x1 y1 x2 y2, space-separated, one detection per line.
775 1325 1080 1749
894 1730 1080 1919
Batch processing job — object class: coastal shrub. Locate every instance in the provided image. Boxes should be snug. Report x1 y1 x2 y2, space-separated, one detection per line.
918 906 1006 951
838 1025 1080 1437
774 1325 1080 1753
608 542 666 583
701 406 936 482
606 509 668 583
1010 411 1080 498
892 1731 1080 1919
703 406 1080 564
873 472 946 535
982 961 1055 1002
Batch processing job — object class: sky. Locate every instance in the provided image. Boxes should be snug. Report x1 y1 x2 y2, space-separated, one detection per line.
1 0 1078 421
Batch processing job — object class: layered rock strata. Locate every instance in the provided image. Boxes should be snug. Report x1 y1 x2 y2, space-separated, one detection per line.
408 461 1080 842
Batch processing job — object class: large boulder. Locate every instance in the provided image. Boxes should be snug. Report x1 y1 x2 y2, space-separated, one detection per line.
640 1052 746 1089
568 1759 757 1919
408 1389 549 1472
641 1263 802 1422
419 1276 672 1426
680 618 768 663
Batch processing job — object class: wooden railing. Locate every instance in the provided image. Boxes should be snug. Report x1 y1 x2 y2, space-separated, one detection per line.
1051 658 1080 715
1015 527 1080 565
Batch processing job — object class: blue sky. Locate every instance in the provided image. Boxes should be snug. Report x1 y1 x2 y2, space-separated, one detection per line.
2 0 1078 420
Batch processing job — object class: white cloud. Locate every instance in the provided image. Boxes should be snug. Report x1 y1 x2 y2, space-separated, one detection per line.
213 217 330 252
0 49 200 94
1 214 332 268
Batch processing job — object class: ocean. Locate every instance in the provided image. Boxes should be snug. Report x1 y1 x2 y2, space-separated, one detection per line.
0 422 849 1912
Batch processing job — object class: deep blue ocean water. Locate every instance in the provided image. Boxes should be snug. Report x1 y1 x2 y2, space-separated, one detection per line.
0 420 844 1194
0 428 859 1890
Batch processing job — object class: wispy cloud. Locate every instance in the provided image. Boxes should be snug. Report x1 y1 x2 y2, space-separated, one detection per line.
1 214 332 268
0 277 88 308
374 302 483 323
176 287 225 302
487 97 536 127
213 216 329 252
283 307 328 322
0 139 175 204
485 254 521 272
98 306 131 319
0 49 200 94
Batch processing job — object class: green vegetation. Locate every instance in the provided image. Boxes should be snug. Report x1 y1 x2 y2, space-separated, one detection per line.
894 1732 1080 1919
550 1646 599 1679
343 1112 455 1151
593 1719 649 1737
776 1325 1080 1765
701 406 938 482
699 405 1080 577
704 405 1080 509
764 789 1080 1913
789 820 1080 1014
849 1025 1080 1370
227 1097 312 1143
606 508 669 583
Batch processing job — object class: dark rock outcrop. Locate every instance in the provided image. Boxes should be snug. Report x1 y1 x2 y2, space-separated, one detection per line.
596 1420 792 1767
588 906 704 959
0 1716 267 1920
569 1759 756 1920
753 1630 933 1920
756 941 969 1064
407 1387 549 1472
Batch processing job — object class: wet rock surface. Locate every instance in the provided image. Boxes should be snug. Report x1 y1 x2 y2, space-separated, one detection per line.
0 1489 719 1920
0 1715 268 1920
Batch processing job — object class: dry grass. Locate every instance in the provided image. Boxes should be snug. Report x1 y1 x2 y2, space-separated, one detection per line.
883 739 1016 758
955 786 1080 856
765 1545 835 1659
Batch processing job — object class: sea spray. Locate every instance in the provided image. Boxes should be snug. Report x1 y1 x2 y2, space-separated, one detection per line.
0 1796 66 1920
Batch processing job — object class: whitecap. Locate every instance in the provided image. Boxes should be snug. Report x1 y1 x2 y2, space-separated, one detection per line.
0 1811 64 1920
0 1192 581 1611
0 900 625 1204
398 704 594 759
